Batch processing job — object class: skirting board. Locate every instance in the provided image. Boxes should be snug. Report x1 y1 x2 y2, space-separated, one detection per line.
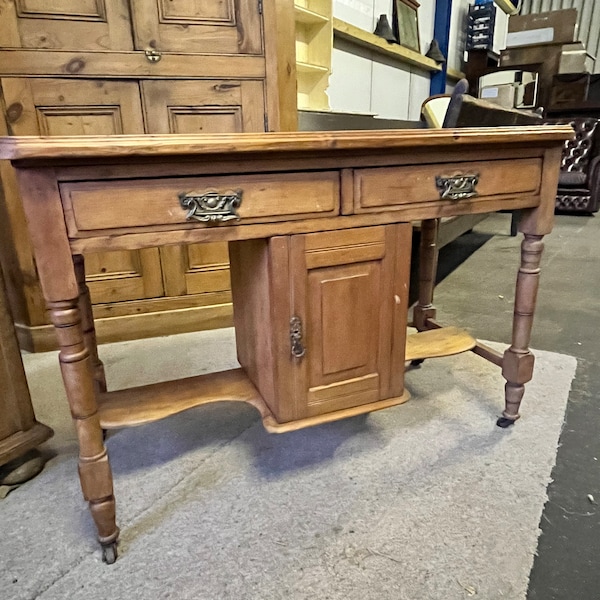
15 303 234 353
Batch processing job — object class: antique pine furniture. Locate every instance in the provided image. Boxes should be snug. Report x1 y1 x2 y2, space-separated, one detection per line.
0 0 297 352
0 126 571 563
0 261 52 469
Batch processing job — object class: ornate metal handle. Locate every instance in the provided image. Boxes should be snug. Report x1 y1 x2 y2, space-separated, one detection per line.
435 174 479 201
290 317 306 358
179 189 242 223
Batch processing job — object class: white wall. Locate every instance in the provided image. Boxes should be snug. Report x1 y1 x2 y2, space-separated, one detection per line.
328 1 511 114
328 0 435 121
447 0 470 76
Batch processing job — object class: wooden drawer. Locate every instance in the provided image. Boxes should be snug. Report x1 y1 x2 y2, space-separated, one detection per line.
353 158 542 211
60 171 340 236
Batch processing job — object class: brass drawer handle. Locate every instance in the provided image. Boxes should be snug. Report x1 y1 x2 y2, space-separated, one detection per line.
179 189 242 223
435 174 479 200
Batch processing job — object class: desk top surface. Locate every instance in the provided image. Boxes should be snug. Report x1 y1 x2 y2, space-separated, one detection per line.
0 127 573 162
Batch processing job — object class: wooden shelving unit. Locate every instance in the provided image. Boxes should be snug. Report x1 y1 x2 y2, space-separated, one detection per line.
333 18 442 73
294 1 333 110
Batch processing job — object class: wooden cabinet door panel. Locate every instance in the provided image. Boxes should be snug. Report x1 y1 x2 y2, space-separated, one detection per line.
160 243 231 298
290 225 412 419
0 0 133 50
85 248 164 304
1 77 163 305
144 78 265 300
1 78 145 135
141 79 265 134
130 0 262 55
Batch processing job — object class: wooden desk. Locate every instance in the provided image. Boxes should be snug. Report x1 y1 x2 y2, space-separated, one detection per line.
0 127 571 563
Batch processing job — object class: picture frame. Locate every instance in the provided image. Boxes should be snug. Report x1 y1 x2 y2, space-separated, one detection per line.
393 0 421 53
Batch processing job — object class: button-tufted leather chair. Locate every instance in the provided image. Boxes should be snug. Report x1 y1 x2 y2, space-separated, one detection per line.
554 118 600 213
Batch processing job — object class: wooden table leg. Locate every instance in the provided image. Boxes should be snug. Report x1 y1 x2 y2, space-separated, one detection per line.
16 169 119 561
413 218 439 332
498 234 544 428
74 255 106 394
48 294 119 562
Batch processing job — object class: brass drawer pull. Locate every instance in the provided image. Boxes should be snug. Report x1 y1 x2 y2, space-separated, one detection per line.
435 174 479 200
179 189 242 223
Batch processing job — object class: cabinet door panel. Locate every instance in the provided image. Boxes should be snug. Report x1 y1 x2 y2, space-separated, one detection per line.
291 225 411 419
2 78 145 135
130 0 262 54
144 79 265 300
141 79 265 134
313 262 379 380
0 0 133 50
160 243 231 298
1 77 163 305
85 248 164 304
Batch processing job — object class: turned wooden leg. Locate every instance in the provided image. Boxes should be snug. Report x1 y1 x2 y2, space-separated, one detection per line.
413 218 439 332
498 234 544 428
48 298 119 562
74 255 106 394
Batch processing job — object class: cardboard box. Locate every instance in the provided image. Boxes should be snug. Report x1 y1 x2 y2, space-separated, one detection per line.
479 83 516 108
479 70 538 109
506 9 578 48
558 43 595 74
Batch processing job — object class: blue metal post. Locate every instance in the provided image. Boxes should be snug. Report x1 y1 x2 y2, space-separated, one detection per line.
429 0 453 96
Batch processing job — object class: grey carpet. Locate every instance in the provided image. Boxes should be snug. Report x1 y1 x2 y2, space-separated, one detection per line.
1 329 576 600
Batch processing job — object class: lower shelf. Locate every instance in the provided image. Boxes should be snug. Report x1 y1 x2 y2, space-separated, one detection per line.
97 327 477 433
405 327 476 362
97 368 410 434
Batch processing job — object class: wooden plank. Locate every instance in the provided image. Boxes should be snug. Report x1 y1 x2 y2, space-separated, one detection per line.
13 168 78 301
98 368 267 429
388 223 412 396
263 0 298 131
333 18 442 73
15 301 234 352
0 127 574 161
0 49 266 79
405 327 477 361
263 391 410 434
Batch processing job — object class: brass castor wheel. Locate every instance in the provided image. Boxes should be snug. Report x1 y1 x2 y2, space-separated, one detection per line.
410 359 425 367
102 542 118 564
496 416 517 428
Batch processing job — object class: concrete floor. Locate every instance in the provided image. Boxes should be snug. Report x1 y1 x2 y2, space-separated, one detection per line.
433 212 600 600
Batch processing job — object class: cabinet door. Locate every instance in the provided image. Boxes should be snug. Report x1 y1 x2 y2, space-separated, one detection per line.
2 78 145 135
129 0 262 55
143 79 265 304
141 79 266 134
1 78 164 305
0 0 133 50
289 225 411 419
